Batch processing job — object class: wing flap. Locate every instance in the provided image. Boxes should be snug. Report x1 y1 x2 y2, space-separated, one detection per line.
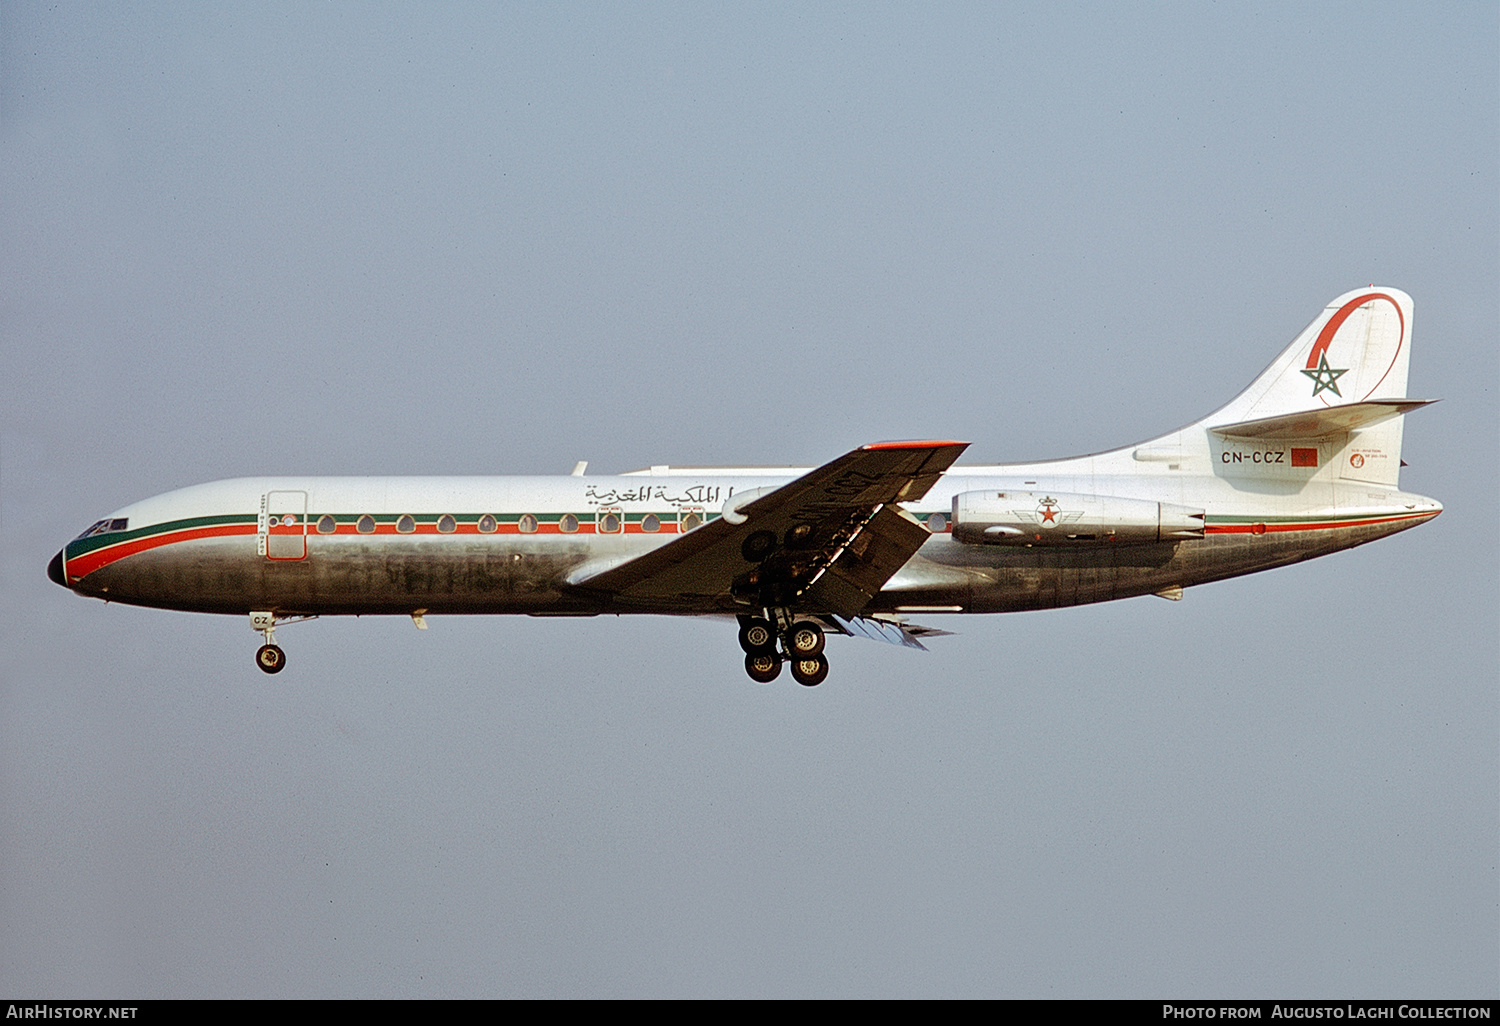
801 505 932 616
823 614 954 651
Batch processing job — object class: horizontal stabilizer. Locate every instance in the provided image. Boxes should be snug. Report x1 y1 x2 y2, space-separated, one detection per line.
1210 399 1435 440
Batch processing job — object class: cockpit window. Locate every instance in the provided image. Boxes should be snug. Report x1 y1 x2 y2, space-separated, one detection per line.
75 518 128 540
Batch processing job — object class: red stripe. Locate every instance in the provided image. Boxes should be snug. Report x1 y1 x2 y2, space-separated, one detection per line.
67 516 692 580
69 508 1434 583
862 440 967 450
1205 510 1437 535
318 521 685 537
67 523 258 580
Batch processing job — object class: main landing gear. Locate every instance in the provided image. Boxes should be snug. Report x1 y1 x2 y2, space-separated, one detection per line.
737 613 830 686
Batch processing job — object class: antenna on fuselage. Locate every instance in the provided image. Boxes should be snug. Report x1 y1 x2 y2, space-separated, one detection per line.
571 461 588 476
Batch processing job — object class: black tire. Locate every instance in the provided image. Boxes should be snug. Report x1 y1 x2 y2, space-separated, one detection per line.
256 644 286 674
784 621 825 657
789 655 828 687
737 617 777 655
741 530 778 562
744 652 782 684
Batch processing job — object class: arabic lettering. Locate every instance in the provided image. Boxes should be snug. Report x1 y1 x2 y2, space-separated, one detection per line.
584 483 723 506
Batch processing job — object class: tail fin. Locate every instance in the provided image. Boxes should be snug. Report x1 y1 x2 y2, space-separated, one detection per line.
1208 287 1413 422
1197 288 1424 487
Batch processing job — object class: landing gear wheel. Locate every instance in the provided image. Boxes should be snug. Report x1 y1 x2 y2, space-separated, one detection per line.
741 530 778 562
737 617 777 655
745 652 783 684
789 655 829 687
256 644 286 674
784 523 816 549
784 621 825 658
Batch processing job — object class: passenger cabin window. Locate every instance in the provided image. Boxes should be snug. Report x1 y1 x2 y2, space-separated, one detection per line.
927 513 947 533
316 515 337 534
437 515 457 534
356 515 376 534
397 515 416 534
478 514 497 534
641 513 661 533
679 511 702 532
518 514 538 534
598 512 621 534
559 514 579 534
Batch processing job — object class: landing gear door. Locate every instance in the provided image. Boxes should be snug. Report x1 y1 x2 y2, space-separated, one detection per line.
262 490 308 560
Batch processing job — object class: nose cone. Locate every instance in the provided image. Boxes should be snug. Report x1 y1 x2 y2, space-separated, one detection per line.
47 549 67 587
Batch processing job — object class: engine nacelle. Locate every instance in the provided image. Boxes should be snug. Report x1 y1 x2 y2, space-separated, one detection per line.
951 490 1204 546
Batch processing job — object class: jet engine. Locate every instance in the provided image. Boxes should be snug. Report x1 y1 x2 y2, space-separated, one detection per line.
951 490 1204 546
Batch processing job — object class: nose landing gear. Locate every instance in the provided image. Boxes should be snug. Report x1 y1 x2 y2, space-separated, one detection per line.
249 611 317 674
256 643 286 674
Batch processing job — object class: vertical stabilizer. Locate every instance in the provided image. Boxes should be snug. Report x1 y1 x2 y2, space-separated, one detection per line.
1205 288 1413 425
1197 288 1416 486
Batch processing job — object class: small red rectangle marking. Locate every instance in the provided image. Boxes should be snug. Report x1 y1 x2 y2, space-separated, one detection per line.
1291 448 1318 467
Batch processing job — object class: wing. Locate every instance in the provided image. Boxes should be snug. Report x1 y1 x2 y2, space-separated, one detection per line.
570 440 968 615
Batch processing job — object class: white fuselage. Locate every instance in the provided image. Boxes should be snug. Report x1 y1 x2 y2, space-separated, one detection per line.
54 453 1440 619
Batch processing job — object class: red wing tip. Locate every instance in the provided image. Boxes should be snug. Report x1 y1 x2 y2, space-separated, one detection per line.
862 439 968 451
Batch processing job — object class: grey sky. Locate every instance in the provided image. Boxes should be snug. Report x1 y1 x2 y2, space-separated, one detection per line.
2 2 1495 997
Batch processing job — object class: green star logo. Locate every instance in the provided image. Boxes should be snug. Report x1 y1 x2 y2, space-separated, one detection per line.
1301 352 1348 398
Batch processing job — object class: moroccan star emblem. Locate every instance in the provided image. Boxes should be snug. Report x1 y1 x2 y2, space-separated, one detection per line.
1301 352 1348 398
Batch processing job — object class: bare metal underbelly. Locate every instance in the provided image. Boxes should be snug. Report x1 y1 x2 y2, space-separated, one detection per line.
76 515 1422 619
881 518 1411 613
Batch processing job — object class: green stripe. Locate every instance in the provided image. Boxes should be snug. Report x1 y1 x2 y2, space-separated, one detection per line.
67 506 730 559
67 513 255 558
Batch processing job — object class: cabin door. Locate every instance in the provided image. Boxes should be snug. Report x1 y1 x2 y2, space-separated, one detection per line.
261 490 308 560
